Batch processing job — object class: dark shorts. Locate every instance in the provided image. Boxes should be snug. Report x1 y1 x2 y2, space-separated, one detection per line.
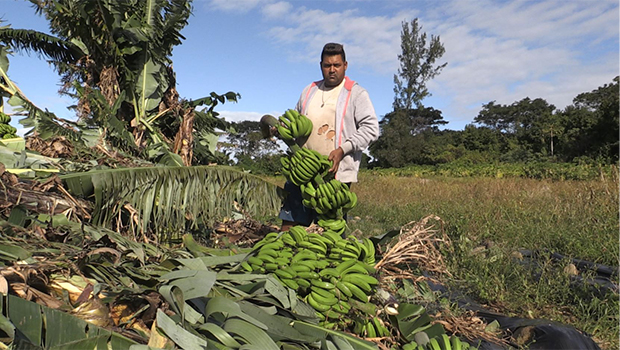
278 181 317 226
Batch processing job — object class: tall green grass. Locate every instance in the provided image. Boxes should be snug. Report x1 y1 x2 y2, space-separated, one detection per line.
347 171 619 349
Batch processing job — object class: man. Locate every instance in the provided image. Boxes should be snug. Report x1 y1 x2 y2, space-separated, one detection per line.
279 42 380 231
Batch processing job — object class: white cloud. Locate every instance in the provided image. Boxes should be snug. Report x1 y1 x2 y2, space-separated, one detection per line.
218 110 280 123
207 0 266 13
261 1 291 18
422 0 618 127
266 7 417 74
440 0 617 46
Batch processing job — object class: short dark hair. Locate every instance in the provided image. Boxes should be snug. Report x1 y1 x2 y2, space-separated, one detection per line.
321 43 346 62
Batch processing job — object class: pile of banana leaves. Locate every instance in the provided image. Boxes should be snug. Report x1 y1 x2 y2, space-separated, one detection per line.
0 142 487 350
0 211 463 350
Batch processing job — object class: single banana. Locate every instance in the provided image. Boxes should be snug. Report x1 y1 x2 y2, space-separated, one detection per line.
295 278 311 289
290 264 312 273
341 262 370 276
260 241 284 250
441 334 452 350
334 259 359 274
365 320 377 338
294 260 319 270
342 281 368 302
297 271 320 280
306 293 331 312
451 336 463 350
342 273 377 292
274 268 295 279
264 263 279 271
318 268 340 279
247 256 264 266
428 338 442 350
257 248 279 258
373 317 390 337
309 291 338 306
240 261 253 272
310 279 335 290
280 278 299 290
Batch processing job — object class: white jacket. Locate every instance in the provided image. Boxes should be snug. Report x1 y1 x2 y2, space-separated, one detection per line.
296 76 380 183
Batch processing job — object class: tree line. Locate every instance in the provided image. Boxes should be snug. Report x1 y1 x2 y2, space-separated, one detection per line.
369 76 619 168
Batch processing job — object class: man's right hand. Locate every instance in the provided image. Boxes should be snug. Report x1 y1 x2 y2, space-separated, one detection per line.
260 114 279 139
328 147 344 174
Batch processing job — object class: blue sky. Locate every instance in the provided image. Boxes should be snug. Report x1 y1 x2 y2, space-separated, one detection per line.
1 0 618 135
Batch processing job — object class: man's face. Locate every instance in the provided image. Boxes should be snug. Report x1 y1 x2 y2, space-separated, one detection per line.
321 54 347 88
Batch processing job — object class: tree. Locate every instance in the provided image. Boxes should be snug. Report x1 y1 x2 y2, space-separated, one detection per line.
370 19 448 168
0 0 239 165
225 121 281 159
393 19 447 110
475 97 556 158
556 76 619 162
369 107 446 167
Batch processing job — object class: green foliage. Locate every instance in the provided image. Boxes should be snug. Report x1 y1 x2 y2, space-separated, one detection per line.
558 76 619 162
221 120 286 175
236 153 283 175
0 25 82 63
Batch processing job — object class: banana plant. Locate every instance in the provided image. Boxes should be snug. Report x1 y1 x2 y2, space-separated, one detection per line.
0 2 237 165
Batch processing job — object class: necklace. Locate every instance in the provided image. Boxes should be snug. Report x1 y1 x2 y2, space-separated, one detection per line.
321 84 331 108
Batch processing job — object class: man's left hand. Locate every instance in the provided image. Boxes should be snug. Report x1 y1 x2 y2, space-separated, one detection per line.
328 147 344 173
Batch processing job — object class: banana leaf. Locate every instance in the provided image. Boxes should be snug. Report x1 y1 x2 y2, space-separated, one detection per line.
0 293 137 349
160 269 217 300
60 165 282 238
237 301 318 343
0 144 60 169
156 309 208 350
389 302 446 342
291 321 378 350
223 318 279 350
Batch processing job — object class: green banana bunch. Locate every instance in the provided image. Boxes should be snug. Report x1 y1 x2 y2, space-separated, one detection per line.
0 112 10 124
316 218 346 237
276 109 312 141
284 148 330 186
312 179 358 216
240 223 381 333
0 122 17 139
360 237 376 265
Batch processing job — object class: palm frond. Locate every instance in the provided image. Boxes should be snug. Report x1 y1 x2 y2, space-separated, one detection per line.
60 166 283 237
0 28 83 62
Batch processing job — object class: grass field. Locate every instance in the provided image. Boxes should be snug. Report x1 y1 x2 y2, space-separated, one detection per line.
342 170 619 349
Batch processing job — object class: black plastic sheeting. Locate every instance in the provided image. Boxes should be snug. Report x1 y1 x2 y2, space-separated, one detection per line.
518 249 619 297
423 249 618 350
425 278 602 350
